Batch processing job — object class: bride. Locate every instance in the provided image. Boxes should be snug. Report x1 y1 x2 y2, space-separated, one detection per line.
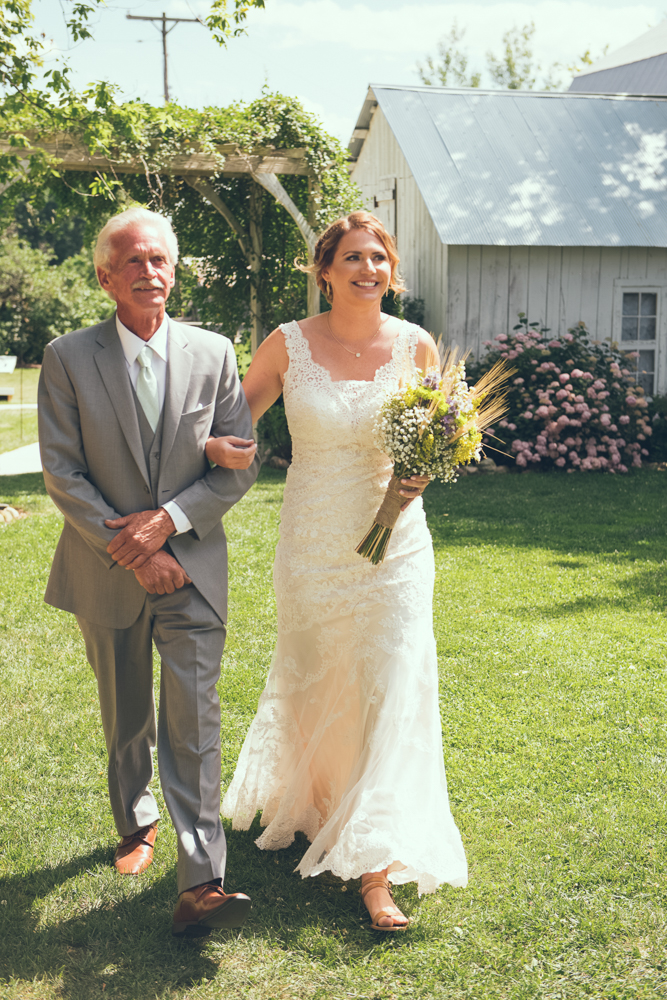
206 211 468 930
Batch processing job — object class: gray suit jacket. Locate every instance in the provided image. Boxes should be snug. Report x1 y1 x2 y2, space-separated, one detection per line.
38 315 260 628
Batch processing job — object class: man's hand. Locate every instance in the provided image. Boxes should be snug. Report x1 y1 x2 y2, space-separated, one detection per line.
133 550 192 595
105 508 175 569
205 435 257 470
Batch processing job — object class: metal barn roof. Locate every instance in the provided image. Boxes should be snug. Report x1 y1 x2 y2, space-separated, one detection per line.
350 85 667 247
569 21 667 96
568 54 667 97
570 21 667 80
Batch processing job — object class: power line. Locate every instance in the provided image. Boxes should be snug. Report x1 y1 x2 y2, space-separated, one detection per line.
126 11 202 103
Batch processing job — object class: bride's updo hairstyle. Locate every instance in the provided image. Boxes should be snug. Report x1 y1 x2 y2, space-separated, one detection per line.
299 211 405 304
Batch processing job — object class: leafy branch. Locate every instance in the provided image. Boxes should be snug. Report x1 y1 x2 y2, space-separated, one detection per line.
417 22 481 88
206 0 266 46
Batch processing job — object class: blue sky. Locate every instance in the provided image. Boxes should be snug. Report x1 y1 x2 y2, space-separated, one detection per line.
34 1 661 144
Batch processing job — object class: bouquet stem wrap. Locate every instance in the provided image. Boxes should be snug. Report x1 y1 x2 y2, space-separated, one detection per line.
355 473 404 565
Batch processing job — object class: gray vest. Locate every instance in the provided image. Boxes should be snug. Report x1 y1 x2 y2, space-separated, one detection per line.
132 386 165 507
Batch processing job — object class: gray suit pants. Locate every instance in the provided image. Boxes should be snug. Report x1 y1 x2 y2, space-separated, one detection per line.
77 584 226 894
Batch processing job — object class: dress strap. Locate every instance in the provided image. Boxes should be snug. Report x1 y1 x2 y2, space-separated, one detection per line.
391 320 420 380
280 320 312 382
406 322 419 363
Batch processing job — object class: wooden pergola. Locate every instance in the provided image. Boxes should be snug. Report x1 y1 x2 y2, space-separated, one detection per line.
0 135 320 352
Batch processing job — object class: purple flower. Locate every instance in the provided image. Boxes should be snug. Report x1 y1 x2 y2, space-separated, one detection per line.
440 404 459 435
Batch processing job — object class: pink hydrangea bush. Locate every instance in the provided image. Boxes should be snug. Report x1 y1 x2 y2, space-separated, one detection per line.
466 316 652 473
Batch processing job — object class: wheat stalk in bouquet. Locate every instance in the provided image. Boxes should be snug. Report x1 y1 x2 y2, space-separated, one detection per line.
356 347 512 565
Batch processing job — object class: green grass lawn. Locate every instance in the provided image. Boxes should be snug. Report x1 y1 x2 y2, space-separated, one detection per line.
1 468 666 1000
0 410 39 453
0 369 40 453
0 367 40 407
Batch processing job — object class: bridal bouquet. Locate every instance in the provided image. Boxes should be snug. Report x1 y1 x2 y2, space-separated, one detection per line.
356 353 510 564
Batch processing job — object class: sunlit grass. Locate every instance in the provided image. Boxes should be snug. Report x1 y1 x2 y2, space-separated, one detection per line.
1 468 666 999
0 410 38 453
0 367 40 406
0 369 40 454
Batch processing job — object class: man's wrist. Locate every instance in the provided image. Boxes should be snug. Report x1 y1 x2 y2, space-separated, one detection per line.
156 507 176 535
161 501 191 535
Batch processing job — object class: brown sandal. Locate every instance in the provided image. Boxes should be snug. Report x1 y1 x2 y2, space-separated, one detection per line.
360 875 409 932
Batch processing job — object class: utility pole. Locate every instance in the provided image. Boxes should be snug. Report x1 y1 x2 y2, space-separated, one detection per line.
127 11 202 103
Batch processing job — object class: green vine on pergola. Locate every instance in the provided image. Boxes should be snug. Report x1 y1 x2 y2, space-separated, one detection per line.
0 87 362 349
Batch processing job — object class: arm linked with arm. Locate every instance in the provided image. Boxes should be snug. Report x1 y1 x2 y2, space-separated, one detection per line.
38 342 121 569
168 339 260 540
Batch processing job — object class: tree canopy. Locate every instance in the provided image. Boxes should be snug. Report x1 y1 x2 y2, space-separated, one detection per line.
0 0 271 188
0 88 361 346
0 234 109 365
1 2 362 350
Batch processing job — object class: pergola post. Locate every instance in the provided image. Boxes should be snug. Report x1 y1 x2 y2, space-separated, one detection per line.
248 181 263 354
251 169 320 318
307 177 321 317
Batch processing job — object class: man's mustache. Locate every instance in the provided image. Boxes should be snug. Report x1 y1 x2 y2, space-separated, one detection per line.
131 281 165 291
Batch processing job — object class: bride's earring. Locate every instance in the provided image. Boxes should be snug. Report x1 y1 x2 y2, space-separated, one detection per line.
327 281 333 301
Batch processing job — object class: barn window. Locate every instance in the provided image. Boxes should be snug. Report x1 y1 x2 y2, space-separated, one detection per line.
620 290 657 395
622 292 656 340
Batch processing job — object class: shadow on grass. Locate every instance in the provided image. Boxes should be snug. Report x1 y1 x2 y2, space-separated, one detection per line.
0 821 412 999
0 472 48 495
511 559 667 621
0 472 53 518
0 850 219 998
425 470 667 565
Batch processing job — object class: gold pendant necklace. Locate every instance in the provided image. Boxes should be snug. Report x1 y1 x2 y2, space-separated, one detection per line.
326 312 383 358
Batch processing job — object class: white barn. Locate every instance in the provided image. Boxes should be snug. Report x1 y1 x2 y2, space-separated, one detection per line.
348 85 667 395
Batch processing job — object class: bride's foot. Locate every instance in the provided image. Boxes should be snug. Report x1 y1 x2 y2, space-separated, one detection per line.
360 873 409 932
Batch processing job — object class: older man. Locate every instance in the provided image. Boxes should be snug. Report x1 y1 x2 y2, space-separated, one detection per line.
38 206 259 937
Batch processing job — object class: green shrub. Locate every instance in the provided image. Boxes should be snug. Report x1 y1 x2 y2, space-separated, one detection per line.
648 394 667 462
466 315 652 472
402 295 425 327
0 236 110 364
257 396 291 461
381 289 404 318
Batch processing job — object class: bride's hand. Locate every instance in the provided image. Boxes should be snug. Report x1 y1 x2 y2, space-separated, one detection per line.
206 435 257 469
399 475 430 511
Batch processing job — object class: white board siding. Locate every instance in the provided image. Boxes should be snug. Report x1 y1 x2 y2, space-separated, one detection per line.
351 108 448 337
526 247 549 329
446 245 667 390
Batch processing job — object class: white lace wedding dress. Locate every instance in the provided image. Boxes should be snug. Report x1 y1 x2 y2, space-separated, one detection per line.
222 320 468 894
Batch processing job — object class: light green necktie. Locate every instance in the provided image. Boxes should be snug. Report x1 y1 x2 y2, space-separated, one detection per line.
136 345 160 432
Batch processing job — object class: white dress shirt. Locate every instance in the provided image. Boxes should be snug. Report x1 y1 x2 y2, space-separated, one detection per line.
115 314 192 535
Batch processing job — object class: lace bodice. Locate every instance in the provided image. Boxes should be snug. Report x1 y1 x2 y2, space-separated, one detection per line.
276 320 432 633
282 318 416 441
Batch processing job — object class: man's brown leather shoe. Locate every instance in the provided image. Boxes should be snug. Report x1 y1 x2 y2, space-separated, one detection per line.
113 821 158 875
172 883 251 937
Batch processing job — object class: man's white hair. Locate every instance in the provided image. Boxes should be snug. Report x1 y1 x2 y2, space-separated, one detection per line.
94 206 179 272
